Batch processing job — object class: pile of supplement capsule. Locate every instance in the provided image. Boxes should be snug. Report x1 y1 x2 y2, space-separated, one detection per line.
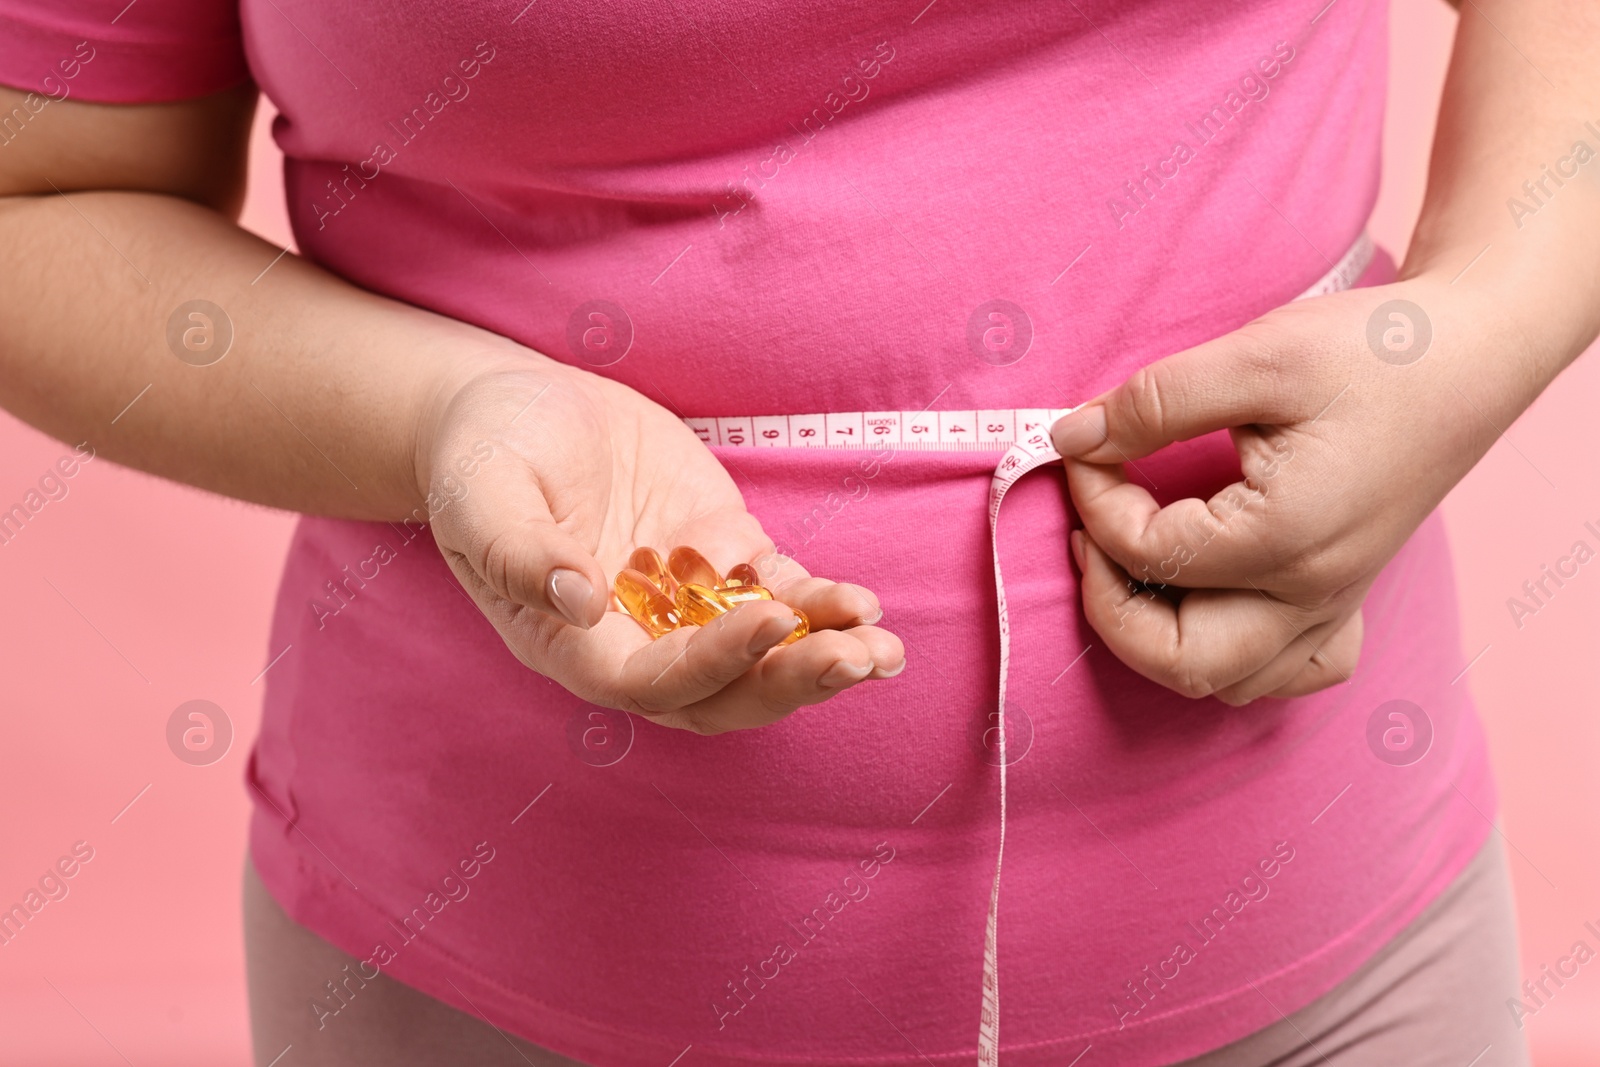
612 546 809 643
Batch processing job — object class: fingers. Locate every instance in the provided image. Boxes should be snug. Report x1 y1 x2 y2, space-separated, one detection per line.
771 576 883 628
1049 306 1387 706
1067 458 1278 589
451 502 901 730
1072 529 1322 700
1266 610 1362 699
684 624 903 731
840 620 905 679
1211 611 1361 705
728 627 879 705
614 599 808 711
1049 323 1309 463
601 553 900 730
615 607 903 733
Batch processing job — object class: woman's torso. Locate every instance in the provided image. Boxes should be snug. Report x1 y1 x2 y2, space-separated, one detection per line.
241 2 1496 1064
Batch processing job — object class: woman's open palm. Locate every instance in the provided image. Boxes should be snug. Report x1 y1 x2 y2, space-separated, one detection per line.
419 363 905 734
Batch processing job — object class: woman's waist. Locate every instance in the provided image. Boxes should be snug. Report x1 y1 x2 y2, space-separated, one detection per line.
262 501 1476 819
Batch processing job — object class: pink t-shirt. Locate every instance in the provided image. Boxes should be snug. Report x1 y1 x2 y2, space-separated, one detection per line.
0 2 1495 1064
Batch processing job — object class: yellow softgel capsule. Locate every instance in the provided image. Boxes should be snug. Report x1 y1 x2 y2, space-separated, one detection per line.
675 582 732 627
613 568 680 638
706 591 807 646
716 584 773 605
667 545 721 590
780 608 810 646
627 546 676 597
723 562 763 588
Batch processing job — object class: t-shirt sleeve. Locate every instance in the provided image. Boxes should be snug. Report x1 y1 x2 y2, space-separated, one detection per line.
0 0 250 104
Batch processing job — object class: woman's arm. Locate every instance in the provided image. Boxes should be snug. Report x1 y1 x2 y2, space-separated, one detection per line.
1050 0 1600 703
1403 0 1600 375
0 84 903 729
0 83 523 522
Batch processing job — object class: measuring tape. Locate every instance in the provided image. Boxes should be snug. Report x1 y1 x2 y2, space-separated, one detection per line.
683 230 1375 1064
684 407 1073 452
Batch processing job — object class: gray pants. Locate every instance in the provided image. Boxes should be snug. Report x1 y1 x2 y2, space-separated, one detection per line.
1172 834 1529 1067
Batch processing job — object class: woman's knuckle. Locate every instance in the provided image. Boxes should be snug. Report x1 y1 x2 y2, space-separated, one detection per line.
678 713 725 736
1287 540 1361 597
1233 323 1288 375
1331 638 1362 674
1118 366 1168 443
1173 668 1217 700
624 691 672 716
477 528 526 601
1152 641 1213 699
756 690 798 720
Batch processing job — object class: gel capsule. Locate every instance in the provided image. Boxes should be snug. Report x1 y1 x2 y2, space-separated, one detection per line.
627 546 676 597
667 545 721 590
613 568 680 637
700 588 806 646
723 562 763 588
676 582 732 627
716 585 773 606
779 608 809 646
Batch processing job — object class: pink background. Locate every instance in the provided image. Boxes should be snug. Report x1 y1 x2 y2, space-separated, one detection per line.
1 0 1596 1061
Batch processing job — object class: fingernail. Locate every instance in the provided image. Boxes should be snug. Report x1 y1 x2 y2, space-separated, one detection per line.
820 659 874 688
1053 405 1107 457
1070 530 1086 570
872 658 907 679
848 585 882 624
547 568 595 629
749 612 798 655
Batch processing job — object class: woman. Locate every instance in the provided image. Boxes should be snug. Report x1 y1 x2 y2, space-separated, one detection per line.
0 0 1593 1063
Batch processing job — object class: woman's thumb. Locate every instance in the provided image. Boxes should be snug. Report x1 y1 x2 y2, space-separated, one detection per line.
487 515 606 628
1051 328 1289 463
442 478 608 628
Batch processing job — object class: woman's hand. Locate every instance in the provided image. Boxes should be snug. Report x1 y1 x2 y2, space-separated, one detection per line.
1049 274 1556 706
1048 0 1600 706
415 357 905 734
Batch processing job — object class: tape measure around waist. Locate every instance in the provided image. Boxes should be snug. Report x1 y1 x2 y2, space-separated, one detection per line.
684 230 1374 457
684 408 1073 452
680 230 1374 1065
